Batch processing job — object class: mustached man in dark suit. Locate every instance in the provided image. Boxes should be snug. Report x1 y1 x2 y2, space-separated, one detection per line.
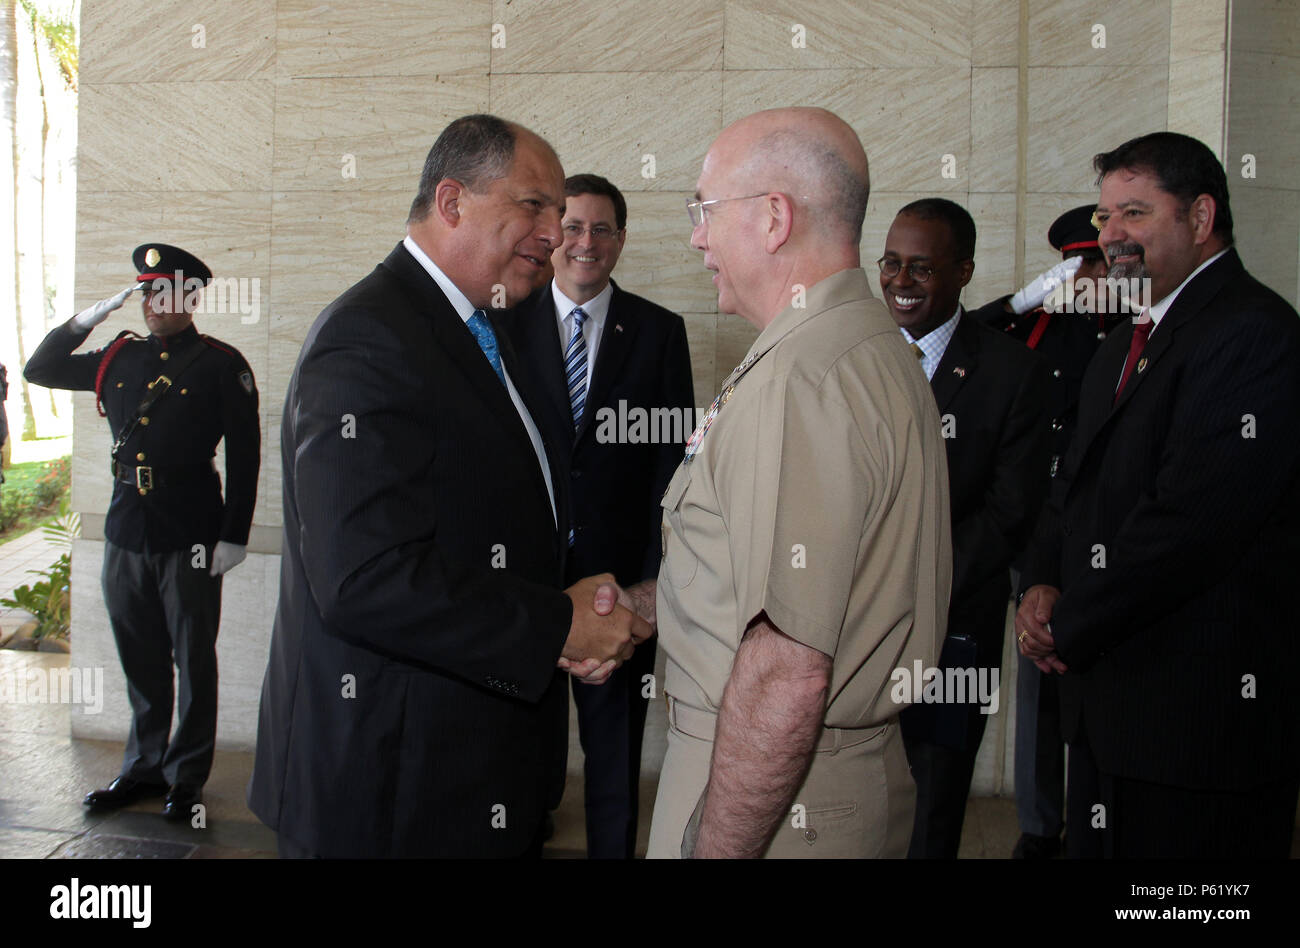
248 115 652 858
880 199 1052 858
502 174 694 857
1018 131 1300 858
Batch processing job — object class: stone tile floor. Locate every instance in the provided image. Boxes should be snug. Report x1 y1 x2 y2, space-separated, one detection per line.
0 647 1027 859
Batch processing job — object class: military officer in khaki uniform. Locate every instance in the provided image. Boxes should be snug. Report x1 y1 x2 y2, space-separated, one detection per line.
644 108 952 858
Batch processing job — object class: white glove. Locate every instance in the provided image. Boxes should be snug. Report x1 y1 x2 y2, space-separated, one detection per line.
209 541 247 576
1009 256 1084 315
72 284 136 330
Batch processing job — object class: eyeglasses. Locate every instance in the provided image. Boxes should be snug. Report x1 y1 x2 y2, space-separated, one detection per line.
686 192 769 227
876 257 936 283
562 223 621 241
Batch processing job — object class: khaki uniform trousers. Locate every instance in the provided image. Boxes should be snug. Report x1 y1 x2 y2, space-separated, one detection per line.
647 695 916 858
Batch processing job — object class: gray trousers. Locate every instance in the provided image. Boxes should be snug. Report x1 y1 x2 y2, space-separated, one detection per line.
103 542 222 787
1013 650 1065 837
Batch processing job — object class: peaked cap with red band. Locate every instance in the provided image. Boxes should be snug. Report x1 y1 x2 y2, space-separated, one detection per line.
1046 204 1102 258
131 242 212 286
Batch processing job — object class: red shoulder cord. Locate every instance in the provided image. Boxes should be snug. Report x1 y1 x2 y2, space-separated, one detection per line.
93 332 143 417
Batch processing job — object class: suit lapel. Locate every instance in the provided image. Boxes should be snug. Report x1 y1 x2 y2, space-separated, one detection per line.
1067 250 1244 491
1109 250 1243 415
929 312 977 413
578 281 639 442
380 244 555 524
514 288 573 440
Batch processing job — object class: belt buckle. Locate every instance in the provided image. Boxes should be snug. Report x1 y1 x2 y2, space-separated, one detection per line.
136 465 153 490
148 374 171 392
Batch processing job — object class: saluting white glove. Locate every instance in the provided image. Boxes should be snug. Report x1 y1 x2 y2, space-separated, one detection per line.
1009 256 1084 315
209 541 247 577
73 284 137 330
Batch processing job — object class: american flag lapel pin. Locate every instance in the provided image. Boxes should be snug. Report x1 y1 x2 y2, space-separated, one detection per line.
953 366 967 378
615 323 624 333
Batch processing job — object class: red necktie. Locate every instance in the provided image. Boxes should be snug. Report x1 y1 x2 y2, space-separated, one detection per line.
1114 313 1153 403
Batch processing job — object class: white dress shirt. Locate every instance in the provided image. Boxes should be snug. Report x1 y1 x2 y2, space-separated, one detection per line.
402 235 556 525
551 279 612 396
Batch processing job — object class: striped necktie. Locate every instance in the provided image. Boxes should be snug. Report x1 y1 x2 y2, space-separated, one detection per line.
467 309 506 386
565 306 588 431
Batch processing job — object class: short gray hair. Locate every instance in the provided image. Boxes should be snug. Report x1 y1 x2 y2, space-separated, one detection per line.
407 114 517 224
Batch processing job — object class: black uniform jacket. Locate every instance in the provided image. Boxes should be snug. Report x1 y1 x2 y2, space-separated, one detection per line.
24 320 260 553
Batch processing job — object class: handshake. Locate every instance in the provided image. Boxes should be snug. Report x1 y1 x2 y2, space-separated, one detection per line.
557 574 657 686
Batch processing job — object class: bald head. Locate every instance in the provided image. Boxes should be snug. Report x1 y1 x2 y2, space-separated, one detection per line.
709 108 870 244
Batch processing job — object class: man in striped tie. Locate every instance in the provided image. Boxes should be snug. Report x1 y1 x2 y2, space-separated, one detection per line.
503 174 694 857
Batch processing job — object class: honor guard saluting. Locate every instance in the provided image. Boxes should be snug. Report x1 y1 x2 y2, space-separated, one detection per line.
969 205 1129 479
24 243 260 821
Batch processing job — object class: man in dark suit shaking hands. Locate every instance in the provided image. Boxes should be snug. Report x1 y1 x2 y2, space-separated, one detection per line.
1018 132 1300 858
503 175 694 857
248 115 651 858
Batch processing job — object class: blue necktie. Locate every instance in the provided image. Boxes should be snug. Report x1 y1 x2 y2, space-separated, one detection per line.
467 309 506 386
564 307 589 431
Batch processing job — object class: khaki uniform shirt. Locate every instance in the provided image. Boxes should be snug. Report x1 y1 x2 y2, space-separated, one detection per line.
657 267 952 728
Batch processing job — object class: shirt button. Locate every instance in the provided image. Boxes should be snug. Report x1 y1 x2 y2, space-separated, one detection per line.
160 351 170 361
140 416 150 425
136 452 145 461
804 829 817 844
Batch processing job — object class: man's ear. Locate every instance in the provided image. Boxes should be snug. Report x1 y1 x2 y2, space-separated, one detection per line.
764 192 794 254
958 258 974 289
1190 193 1216 244
434 179 464 227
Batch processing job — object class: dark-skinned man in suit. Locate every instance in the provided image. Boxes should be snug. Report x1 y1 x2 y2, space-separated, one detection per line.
503 174 693 858
881 198 1052 859
248 114 652 858
1017 132 1300 858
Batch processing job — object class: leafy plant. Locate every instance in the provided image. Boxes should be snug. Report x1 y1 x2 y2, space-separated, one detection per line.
0 499 78 640
33 456 70 508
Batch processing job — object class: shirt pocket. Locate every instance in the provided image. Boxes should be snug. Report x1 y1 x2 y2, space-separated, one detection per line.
660 464 698 589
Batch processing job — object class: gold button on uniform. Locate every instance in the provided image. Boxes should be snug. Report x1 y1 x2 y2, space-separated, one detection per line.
116 381 124 388
136 453 145 462
180 388 187 395
138 488 147 496
140 416 150 426
160 351 170 361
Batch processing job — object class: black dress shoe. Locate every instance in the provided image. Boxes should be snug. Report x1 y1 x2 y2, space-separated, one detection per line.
1012 832 1061 859
163 784 202 822
84 777 169 809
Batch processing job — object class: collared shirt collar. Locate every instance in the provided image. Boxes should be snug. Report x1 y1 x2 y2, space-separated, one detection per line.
552 279 612 329
150 323 200 350
745 268 882 367
403 234 478 324
1147 248 1229 328
899 306 962 381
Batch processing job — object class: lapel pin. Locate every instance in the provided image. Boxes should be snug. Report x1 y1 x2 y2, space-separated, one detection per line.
1137 357 1148 373
614 323 624 333
953 366 966 378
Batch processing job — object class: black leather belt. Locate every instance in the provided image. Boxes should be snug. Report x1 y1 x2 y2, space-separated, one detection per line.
112 460 214 491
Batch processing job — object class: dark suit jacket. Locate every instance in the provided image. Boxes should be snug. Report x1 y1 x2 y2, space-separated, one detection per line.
902 312 1050 747
502 279 694 587
933 312 1052 662
1022 249 1300 790
248 243 575 857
